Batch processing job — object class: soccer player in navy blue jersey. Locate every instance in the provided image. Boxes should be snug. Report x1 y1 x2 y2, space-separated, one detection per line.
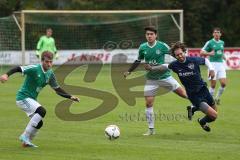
144 42 218 132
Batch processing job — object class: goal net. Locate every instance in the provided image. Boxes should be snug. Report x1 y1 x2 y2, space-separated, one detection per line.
0 10 183 65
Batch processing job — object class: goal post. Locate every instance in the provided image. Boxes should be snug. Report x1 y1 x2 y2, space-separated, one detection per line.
5 10 184 65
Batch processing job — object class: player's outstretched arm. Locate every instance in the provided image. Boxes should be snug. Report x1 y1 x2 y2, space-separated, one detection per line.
123 60 141 78
200 50 214 56
0 66 22 83
54 87 80 102
144 64 169 72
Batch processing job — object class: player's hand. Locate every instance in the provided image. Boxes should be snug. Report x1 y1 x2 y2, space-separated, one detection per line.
123 71 131 78
144 64 152 71
208 50 215 56
70 96 80 102
36 50 40 58
223 55 227 61
209 70 215 80
55 53 59 59
0 74 8 83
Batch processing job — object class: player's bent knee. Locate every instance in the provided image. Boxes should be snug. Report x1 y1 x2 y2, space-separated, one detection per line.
146 103 153 107
221 83 226 88
210 85 216 89
146 100 154 107
211 115 217 121
210 112 217 120
35 120 43 129
210 82 216 88
174 87 187 99
145 97 154 107
35 106 46 118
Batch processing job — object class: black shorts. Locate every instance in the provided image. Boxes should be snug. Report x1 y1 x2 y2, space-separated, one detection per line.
187 86 215 108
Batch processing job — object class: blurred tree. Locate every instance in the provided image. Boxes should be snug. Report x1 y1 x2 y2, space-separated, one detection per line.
0 0 239 47
64 0 240 47
0 0 21 17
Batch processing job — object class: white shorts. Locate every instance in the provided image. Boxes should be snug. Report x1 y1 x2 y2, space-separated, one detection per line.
16 98 41 117
209 62 226 80
144 76 181 96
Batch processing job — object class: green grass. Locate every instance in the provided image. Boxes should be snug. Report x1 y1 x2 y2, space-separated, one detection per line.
0 65 240 160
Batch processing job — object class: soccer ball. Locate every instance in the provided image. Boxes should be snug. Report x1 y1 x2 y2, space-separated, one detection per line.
104 125 120 140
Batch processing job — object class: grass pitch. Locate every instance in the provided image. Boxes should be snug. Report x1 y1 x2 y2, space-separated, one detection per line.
0 65 240 160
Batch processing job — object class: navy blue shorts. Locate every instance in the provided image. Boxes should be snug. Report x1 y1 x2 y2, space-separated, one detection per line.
187 86 215 108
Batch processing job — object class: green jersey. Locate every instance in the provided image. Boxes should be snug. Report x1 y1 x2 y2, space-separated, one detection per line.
16 64 59 101
37 35 57 54
202 38 225 62
138 40 171 80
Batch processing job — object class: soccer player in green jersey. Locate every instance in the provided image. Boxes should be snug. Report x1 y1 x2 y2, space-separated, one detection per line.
0 51 79 147
36 28 58 59
124 26 188 136
200 27 226 105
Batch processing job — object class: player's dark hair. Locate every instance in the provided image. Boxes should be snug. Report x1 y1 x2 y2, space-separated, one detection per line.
41 51 53 61
213 27 221 33
46 28 52 31
144 26 157 34
170 41 187 57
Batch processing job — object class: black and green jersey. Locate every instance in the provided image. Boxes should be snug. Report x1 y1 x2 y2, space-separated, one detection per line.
202 38 225 62
138 40 171 80
16 64 59 100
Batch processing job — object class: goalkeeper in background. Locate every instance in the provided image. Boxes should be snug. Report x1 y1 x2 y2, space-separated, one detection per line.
36 28 58 59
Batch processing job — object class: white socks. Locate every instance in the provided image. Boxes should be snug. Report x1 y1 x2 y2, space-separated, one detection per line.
145 106 154 129
209 86 225 100
216 86 225 99
209 87 215 97
24 114 42 139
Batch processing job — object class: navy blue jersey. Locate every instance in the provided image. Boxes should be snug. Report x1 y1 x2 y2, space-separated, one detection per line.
168 57 207 93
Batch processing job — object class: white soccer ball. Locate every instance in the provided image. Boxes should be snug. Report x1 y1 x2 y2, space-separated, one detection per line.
104 125 120 140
